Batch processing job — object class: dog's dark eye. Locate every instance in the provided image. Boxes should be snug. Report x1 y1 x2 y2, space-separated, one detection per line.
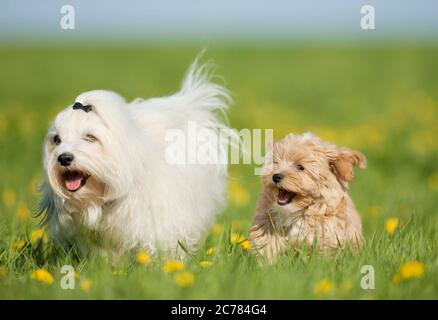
84 134 98 143
296 164 305 171
53 134 61 145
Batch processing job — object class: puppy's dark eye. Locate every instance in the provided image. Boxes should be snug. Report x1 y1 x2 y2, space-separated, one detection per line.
84 134 98 143
296 164 305 171
53 134 61 145
273 160 278 165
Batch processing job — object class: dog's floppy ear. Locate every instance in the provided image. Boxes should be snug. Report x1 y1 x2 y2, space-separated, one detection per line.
35 180 74 245
331 148 366 183
35 180 57 225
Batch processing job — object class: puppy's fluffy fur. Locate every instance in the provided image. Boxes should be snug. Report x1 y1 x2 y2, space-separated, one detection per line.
38 60 231 259
249 133 366 263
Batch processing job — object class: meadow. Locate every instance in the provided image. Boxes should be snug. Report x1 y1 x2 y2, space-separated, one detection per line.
0 45 437 299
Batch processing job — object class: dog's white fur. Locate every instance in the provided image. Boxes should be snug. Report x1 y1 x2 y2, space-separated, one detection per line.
38 60 231 258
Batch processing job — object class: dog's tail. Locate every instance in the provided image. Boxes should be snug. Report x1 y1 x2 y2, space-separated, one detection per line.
176 53 232 131
133 53 239 169
135 52 234 134
176 55 241 170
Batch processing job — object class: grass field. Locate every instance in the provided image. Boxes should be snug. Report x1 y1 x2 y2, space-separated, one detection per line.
0 45 437 299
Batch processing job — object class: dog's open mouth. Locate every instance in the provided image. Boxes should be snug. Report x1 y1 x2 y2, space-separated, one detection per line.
63 170 89 192
277 188 296 206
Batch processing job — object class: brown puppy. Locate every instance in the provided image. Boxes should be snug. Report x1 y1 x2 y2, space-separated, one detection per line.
249 132 366 263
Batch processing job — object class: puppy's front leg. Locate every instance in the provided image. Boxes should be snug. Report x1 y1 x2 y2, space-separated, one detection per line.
249 207 285 264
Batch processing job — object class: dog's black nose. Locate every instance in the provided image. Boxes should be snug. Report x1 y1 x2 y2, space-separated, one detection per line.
272 173 283 183
58 153 74 167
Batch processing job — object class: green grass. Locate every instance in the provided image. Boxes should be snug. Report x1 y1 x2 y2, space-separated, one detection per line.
0 45 438 299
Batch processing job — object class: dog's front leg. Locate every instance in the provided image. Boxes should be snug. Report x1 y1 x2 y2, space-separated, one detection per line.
248 209 286 264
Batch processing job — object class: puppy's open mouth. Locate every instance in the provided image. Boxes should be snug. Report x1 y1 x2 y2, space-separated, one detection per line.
277 188 296 206
63 170 89 192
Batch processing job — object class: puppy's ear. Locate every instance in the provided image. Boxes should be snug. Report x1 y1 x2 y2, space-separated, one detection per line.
331 148 366 182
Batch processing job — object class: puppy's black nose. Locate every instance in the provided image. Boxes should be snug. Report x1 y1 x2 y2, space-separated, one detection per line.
58 153 74 167
272 173 283 183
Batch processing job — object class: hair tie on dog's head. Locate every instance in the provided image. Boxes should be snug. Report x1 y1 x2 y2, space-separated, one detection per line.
72 102 92 113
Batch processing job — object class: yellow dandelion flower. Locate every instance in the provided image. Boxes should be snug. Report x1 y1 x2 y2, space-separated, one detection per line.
206 247 216 255
163 260 185 273
230 233 245 245
0 266 6 279
136 251 152 266
240 240 251 250
399 261 425 279
3 189 16 208
228 180 250 207
79 279 93 291
16 202 31 222
30 228 49 244
339 280 352 293
199 261 213 268
385 218 399 236
211 224 224 236
30 268 54 284
427 172 438 192
174 271 195 288
12 240 26 250
393 261 425 284
314 279 334 295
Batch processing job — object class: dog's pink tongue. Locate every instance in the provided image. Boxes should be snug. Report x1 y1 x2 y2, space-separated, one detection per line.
278 189 293 205
65 172 83 191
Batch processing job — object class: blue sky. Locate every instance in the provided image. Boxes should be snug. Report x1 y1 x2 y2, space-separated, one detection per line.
1 0 437 42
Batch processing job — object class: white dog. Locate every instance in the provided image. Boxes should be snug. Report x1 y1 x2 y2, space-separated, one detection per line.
38 59 232 259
